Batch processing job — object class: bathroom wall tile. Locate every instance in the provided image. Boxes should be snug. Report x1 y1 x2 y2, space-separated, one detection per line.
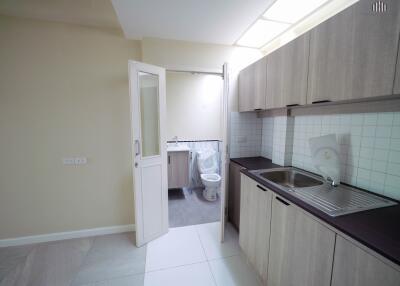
388 151 400 164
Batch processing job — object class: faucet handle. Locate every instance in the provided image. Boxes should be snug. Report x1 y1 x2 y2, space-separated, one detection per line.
326 176 338 187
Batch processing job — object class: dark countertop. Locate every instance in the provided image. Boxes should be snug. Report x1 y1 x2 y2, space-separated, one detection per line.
230 156 280 170
231 157 400 266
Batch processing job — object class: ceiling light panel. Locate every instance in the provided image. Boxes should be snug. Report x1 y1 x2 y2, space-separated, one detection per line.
263 0 329 24
237 19 290 48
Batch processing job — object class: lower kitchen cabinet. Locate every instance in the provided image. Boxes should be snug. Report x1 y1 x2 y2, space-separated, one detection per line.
267 194 336 286
239 174 272 284
331 235 400 286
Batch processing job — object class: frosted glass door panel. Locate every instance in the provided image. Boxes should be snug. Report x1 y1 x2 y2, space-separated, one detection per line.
139 72 160 157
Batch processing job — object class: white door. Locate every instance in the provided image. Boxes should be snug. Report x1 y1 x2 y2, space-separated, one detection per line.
220 63 229 242
129 61 168 247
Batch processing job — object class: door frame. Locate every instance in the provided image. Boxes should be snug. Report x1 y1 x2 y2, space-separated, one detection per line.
220 63 229 242
129 60 168 247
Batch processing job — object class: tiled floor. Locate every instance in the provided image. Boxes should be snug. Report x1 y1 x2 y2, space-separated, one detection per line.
168 187 221 227
144 222 261 286
0 222 260 286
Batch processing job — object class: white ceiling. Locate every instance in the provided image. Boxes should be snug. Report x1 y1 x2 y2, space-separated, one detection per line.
111 0 276 45
0 0 121 29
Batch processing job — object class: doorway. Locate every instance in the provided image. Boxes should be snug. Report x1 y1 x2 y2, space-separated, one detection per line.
165 71 224 228
129 61 229 247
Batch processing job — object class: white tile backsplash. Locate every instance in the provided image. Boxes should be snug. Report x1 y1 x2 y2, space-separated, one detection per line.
229 112 262 158
291 112 400 200
230 110 400 200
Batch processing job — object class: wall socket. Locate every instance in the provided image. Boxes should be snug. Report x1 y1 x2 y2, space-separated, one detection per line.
63 157 87 166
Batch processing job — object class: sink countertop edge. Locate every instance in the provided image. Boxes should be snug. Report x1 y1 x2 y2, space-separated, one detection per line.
234 157 400 267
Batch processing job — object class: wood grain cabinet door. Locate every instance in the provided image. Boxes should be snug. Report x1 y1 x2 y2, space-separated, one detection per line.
238 64 255 112
238 57 267 111
267 195 336 286
167 151 189 189
331 235 400 286
239 175 272 284
308 0 400 103
266 33 309 108
253 57 267 110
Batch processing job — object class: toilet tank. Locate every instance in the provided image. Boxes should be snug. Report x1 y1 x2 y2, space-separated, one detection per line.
197 149 218 174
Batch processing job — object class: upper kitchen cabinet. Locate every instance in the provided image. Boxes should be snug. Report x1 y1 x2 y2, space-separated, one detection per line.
238 57 267 112
266 32 310 109
308 0 400 103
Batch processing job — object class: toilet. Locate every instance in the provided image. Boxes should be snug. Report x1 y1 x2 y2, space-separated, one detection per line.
197 149 221 201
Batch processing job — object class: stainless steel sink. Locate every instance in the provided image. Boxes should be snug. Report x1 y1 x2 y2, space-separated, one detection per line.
256 169 324 189
250 167 397 217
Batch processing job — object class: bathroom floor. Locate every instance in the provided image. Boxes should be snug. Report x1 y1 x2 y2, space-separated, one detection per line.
0 222 261 286
168 187 221 227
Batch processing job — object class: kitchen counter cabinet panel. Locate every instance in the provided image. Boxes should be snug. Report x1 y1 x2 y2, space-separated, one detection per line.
332 235 400 286
239 174 272 284
267 195 336 286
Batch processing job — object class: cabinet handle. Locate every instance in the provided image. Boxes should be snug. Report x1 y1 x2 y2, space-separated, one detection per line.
257 185 267 192
312 100 331 104
254 108 262 111
286 104 299 107
276 196 290 206
168 155 170 164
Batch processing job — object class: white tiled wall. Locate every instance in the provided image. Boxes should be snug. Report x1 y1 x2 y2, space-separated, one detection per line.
291 112 400 200
261 117 273 159
231 111 400 200
229 112 262 158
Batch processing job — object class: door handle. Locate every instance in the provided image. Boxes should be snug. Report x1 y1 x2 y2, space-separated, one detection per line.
276 196 290 206
257 185 267 192
311 100 331 104
135 140 141 156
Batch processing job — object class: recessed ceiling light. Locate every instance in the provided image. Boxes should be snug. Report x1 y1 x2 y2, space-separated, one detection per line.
263 0 329 24
237 19 290 48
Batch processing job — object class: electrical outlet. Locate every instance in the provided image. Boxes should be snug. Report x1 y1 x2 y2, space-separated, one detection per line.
63 158 75 165
74 157 87 165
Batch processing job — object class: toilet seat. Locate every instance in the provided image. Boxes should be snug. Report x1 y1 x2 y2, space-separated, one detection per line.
200 173 221 182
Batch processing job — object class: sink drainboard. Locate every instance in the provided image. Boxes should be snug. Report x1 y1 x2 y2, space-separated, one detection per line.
292 186 397 217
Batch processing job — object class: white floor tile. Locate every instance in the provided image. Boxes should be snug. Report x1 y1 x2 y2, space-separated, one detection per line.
79 274 145 286
208 255 261 286
145 226 207 272
144 262 216 286
196 222 241 260
73 233 146 285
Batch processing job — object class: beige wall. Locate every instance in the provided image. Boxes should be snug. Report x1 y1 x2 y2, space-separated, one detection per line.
0 15 262 239
141 37 263 113
0 15 141 239
166 72 223 141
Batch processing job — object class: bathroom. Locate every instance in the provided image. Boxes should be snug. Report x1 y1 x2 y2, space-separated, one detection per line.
165 70 224 227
